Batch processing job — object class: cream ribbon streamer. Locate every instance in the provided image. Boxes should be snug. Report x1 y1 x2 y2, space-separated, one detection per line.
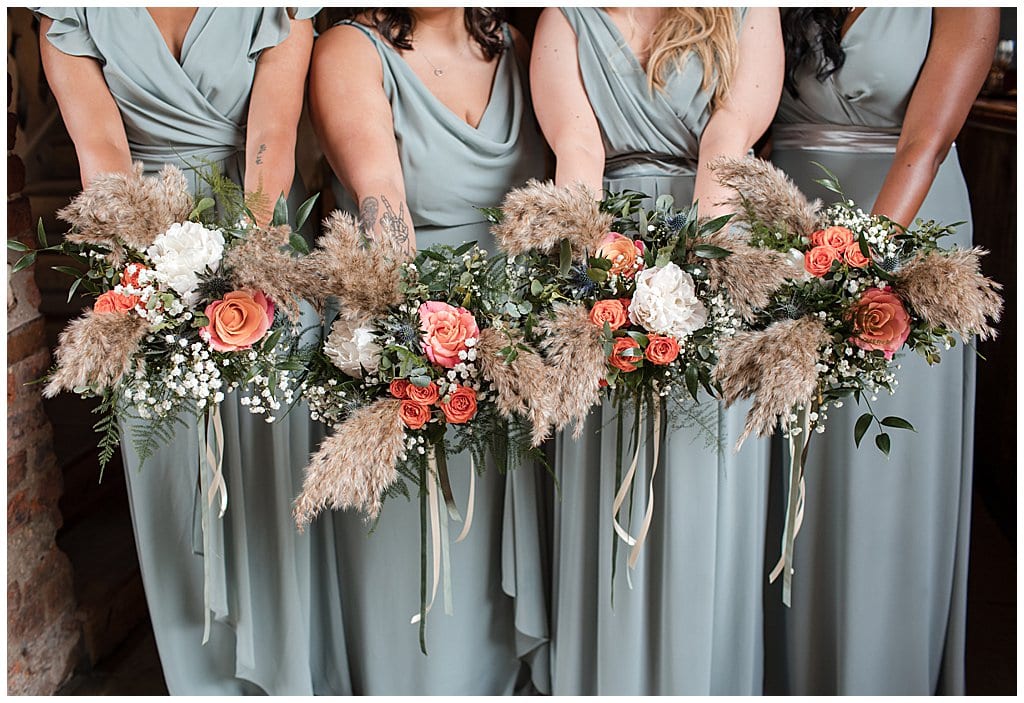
411 453 443 625
198 406 227 645
769 405 811 607
205 405 227 518
611 402 664 580
455 456 475 544
611 408 645 549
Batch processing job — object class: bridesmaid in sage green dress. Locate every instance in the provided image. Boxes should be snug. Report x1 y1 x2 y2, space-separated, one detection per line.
309 8 550 694
36 8 351 695
530 7 782 694
764 7 998 695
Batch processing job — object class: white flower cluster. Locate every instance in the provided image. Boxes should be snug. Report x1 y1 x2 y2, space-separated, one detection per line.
302 377 352 427
239 363 297 423
324 318 382 377
129 336 225 418
628 262 707 341
146 221 225 306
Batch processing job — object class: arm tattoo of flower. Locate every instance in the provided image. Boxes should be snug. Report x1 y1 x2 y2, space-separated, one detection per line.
359 196 379 232
380 194 413 253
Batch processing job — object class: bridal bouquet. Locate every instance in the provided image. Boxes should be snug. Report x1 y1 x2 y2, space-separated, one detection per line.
486 181 793 571
291 213 547 649
710 157 1003 604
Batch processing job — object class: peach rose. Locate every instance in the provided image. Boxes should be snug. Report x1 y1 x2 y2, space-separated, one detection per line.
399 399 431 429
811 225 854 249
94 290 140 314
201 290 275 352
843 241 871 268
407 381 440 405
389 379 411 399
440 384 478 424
119 263 148 288
596 232 645 278
804 245 839 277
418 301 479 369
644 335 680 365
608 336 642 373
849 287 911 360
589 299 629 330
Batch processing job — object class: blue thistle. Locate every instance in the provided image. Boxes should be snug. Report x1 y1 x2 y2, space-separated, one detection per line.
665 213 688 232
880 255 902 273
567 264 598 299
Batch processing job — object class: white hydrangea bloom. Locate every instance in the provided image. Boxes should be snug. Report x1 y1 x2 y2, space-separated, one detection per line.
146 221 225 305
628 262 707 341
323 318 382 377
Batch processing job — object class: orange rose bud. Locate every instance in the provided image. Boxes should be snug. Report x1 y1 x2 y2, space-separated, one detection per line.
608 336 642 373
849 287 911 360
644 335 680 365
389 379 412 399
119 263 148 288
809 229 826 247
843 241 871 268
596 232 644 278
440 384 478 424
94 290 139 314
804 245 839 277
399 399 431 429
820 225 855 249
407 381 440 405
200 290 274 352
589 299 629 330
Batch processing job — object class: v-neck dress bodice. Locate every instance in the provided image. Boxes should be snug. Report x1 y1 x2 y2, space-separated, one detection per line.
34 7 350 697
765 8 974 695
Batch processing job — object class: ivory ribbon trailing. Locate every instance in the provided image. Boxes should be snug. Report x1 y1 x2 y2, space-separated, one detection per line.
198 405 226 645
769 404 811 607
611 400 663 581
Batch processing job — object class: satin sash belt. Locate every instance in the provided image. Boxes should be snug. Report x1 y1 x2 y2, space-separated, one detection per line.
773 123 901 154
605 153 698 180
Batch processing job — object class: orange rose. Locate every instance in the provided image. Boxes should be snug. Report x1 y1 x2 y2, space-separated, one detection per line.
849 287 911 360
94 290 140 314
440 384 478 424
596 232 645 278
201 290 275 352
119 263 148 289
804 245 839 277
407 381 440 405
418 301 480 369
389 379 411 399
589 299 629 330
399 399 431 429
843 241 871 268
644 335 680 365
608 336 641 373
817 225 855 249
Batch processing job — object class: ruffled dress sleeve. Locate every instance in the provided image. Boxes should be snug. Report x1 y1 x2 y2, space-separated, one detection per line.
32 7 104 64
248 7 321 60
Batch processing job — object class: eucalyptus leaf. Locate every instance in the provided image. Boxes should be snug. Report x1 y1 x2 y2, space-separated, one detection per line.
693 244 731 259
294 194 319 232
189 197 216 220
409 375 431 388
587 267 608 282
698 213 734 236
558 239 572 277
530 279 543 297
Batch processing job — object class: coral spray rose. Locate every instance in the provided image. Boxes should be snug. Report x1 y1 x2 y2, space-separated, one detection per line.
119 263 148 288
418 301 479 369
440 384 478 424
849 287 911 359
201 290 274 352
596 232 645 278
589 299 629 330
843 241 871 268
389 379 412 399
804 245 839 277
811 226 854 249
608 336 642 373
399 399 431 429
644 335 680 365
407 381 440 405
94 290 139 314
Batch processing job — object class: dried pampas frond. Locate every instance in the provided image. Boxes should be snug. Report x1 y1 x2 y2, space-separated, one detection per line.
304 211 405 318
536 302 607 437
710 156 821 239
293 398 406 529
713 316 830 448
43 311 150 398
895 248 1003 341
492 179 613 258
475 327 558 446
224 224 320 319
59 163 194 252
698 230 794 322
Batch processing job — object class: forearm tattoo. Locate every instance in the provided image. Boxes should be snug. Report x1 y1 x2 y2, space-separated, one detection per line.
359 196 379 232
255 143 267 166
379 194 414 254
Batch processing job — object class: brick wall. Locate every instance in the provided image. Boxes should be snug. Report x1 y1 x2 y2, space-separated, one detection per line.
6 71 80 696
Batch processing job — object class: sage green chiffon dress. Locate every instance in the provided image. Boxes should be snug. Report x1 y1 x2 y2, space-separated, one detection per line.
36 8 351 695
765 7 974 695
548 8 768 695
326 21 551 695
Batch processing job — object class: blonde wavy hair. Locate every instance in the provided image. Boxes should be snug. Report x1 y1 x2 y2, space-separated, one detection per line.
640 8 739 107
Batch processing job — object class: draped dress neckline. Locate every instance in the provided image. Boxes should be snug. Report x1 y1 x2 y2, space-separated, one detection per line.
142 6 205 66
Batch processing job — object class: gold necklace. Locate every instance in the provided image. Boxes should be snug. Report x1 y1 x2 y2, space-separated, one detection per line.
416 39 469 78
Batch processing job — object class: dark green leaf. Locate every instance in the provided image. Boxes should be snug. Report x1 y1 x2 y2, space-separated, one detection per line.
453 240 477 256
476 206 505 224
271 194 289 227
288 232 310 255
692 244 731 259
12 252 36 273
558 239 572 277
294 194 319 232
853 412 872 447
684 365 699 399
655 193 674 211
698 213 734 236
7 239 29 252
51 265 83 278
880 416 915 432
587 267 608 282
36 219 47 247
189 197 216 220
530 279 543 297
262 329 283 353
66 277 82 303
875 432 891 456
858 231 871 259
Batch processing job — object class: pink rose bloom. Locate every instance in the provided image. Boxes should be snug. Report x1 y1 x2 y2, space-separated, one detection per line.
201 290 275 352
596 232 645 278
848 287 911 360
418 301 479 369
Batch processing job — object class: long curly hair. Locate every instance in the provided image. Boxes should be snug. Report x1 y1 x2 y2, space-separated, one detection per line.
781 8 850 98
329 8 507 60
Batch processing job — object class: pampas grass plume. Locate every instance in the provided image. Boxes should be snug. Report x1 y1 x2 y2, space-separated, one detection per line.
710 156 821 239
224 224 320 319
43 311 150 397
699 230 793 322
492 180 613 258
536 302 607 437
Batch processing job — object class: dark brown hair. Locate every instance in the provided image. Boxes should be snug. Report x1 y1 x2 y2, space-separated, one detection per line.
331 8 507 60
782 8 851 98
